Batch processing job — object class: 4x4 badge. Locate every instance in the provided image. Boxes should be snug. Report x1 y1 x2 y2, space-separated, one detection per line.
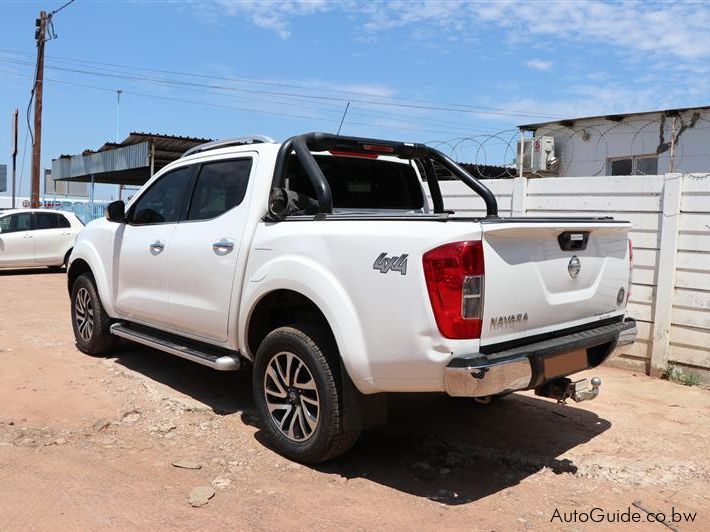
373 253 408 275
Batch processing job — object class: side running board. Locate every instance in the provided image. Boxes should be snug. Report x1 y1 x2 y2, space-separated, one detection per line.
110 323 240 371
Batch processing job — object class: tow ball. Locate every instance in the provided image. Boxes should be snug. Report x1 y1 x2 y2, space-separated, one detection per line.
535 377 601 404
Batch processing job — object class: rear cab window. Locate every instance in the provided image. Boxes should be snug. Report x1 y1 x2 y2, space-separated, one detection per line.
286 154 425 213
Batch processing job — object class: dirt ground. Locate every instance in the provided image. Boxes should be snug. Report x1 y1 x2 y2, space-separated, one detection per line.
0 269 708 531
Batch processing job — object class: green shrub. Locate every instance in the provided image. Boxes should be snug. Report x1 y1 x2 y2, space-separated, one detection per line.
663 364 700 387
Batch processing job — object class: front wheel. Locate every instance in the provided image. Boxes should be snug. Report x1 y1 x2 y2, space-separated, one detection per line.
252 325 361 463
70 273 116 355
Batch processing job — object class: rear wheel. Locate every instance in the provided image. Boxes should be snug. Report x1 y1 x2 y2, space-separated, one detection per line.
252 325 361 463
70 273 116 355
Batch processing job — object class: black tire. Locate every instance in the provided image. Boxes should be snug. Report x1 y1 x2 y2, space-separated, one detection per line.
252 325 361 463
70 272 116 355
63 248 73 267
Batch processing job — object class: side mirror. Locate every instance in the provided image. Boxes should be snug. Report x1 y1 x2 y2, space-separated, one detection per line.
105 200 125 223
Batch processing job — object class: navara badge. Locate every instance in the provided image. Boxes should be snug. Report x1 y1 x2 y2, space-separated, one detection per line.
568 256 581 279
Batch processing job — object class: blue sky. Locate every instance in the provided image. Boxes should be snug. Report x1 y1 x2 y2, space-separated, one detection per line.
0 0 708 199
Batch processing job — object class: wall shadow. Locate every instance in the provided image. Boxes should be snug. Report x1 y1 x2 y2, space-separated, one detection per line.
111 343 611 506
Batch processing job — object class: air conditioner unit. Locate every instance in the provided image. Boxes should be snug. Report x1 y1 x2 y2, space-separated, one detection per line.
516 136 557 174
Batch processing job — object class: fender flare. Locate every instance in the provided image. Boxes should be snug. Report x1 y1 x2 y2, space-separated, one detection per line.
239 255 376 394
68 243 117 317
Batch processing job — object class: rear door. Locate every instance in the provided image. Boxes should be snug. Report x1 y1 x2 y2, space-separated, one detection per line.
32 212 71 265
480 220 631 346
115 165 194 327
167 155 256 342
0 213 36 267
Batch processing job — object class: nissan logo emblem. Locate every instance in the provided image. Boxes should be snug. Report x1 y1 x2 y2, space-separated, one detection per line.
568 256 581 279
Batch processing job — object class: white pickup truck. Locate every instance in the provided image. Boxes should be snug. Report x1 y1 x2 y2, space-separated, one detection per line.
68 132 637 463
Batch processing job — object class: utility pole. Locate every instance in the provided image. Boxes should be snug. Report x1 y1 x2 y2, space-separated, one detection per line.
30 10 48 208
11 109 18 209
116 89 122 142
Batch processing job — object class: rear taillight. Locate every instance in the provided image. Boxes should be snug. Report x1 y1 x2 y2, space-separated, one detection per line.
627 239 634 304
422 241 484 339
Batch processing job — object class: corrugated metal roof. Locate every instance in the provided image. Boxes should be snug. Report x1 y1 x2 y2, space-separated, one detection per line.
51 132 213 185
519 104 710 131
53 142 150 182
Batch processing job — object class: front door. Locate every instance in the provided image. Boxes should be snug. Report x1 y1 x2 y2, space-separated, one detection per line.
0 212 36 267
167 156 256 342
114 165 194 327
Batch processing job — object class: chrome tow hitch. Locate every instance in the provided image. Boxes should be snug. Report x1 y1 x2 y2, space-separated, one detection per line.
535 377 601 404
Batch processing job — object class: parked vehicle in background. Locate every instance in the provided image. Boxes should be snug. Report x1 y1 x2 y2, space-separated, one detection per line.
0 209 84 270
67 132 637 463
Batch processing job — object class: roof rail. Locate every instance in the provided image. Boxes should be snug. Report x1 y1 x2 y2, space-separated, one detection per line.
182 135 276 157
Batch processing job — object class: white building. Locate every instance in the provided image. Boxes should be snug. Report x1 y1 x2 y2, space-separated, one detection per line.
518 105 710 177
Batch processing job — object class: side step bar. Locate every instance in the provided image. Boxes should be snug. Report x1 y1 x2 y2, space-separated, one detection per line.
110 323 240 371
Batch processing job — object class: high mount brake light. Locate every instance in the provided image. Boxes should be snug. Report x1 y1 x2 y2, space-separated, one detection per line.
423 241 484 339
361 144 395 153
328 150 378 159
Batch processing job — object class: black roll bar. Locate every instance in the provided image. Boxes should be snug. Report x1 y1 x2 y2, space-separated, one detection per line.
293 135 333 214
271 132 498 219
429 150 498 218
421 158 445 214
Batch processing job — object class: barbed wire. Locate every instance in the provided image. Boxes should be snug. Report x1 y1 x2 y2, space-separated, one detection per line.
429 110 710 179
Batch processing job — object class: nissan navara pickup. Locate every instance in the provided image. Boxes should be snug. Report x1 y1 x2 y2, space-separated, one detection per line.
67 132 637 463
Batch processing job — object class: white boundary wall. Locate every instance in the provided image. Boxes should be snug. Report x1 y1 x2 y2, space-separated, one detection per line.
429 173 710 381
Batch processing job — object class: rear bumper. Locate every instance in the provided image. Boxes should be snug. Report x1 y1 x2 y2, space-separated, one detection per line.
445 318 637 397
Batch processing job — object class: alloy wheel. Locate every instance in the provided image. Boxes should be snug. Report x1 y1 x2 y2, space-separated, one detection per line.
74 287 95 342
263 351 320 442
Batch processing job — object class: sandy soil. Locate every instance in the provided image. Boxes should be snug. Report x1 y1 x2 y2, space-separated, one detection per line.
0 269 708 531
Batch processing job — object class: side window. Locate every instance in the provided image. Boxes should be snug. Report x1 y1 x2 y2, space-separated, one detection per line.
187 159 253 221
0 216 10 233
130 166 193 225
36 212 60 230
57 214 71 228
5 213 34 233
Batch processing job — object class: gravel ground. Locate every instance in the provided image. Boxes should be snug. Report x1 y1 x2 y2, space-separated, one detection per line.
1 269 708 531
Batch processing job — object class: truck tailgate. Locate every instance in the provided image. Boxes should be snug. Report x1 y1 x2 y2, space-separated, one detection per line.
480 220 631 347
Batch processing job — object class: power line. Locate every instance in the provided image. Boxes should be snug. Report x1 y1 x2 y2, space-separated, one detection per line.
0 68 507 137
50 0 76 16
0 48 566 120
3 57 509 134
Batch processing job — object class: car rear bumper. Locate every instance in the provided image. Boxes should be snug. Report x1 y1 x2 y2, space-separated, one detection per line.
444 318 637 397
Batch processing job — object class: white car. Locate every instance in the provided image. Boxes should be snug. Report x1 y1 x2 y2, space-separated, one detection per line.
68 132 637 463
0 209 84 270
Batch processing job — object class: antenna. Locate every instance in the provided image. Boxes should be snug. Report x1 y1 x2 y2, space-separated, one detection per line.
337 102 350 135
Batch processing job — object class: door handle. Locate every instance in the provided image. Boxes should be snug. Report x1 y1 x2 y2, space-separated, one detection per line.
212 239 234 254
23 234 33 239
149 240 165 254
